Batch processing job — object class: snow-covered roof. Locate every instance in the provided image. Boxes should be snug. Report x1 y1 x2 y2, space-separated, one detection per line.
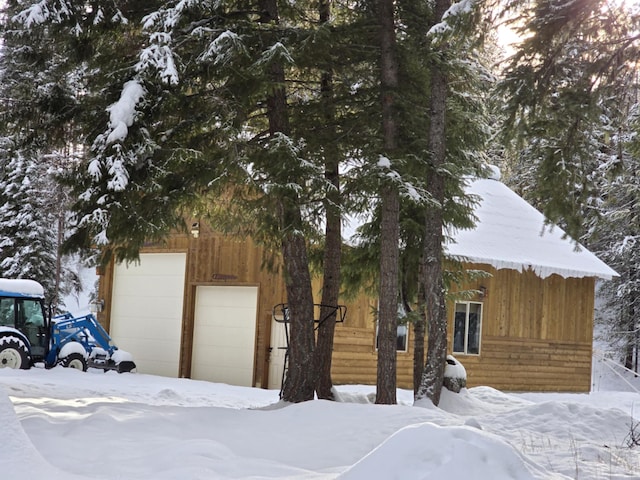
446 177 618 280
0 278 45 298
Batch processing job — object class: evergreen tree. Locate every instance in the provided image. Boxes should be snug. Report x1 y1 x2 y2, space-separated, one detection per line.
0 0 85 308
312 0 342 401
589 84 640 373
593 157 640 372
338 0 490 403
499 0 640 238
0 151 58 303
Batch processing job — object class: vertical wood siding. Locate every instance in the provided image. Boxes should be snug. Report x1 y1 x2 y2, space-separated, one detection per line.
98 229 287 388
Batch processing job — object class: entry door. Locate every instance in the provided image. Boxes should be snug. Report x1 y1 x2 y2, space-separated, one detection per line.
191 286 258 386
110 253 186 377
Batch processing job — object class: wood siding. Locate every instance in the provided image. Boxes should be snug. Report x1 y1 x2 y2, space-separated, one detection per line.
330 263 596 392
98 229 287 388
99 235 597 392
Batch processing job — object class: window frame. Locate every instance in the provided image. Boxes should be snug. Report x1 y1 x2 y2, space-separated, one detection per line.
452 301 483 356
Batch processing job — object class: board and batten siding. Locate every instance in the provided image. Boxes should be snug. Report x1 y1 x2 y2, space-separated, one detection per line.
330 263 596 392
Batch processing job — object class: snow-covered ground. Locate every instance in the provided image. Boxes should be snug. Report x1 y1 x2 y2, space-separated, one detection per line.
0 355 638 480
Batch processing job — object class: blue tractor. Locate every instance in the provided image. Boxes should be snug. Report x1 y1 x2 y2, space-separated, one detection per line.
0 278 136 373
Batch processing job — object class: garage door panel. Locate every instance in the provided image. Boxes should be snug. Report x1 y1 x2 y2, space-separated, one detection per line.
117 337 181 377
199 286 257 308
191 286 257 386
114 277 183 298
192 347 240 367
191 366 248 386
110 253 186 378
192 326 253 348
193 307 254 327
116 297 184 320
192 353 249 374
117 257 185 276
109 315 181 340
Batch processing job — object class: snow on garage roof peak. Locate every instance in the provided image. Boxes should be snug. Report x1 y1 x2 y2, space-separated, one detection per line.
446 177 618 280
0 278 45 298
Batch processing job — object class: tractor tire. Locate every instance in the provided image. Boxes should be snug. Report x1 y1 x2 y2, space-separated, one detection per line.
0 337 30 369
61 353 88 371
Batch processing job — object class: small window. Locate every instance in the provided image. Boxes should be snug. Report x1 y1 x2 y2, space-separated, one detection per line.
376 322 409 352
453 302 482 355
396 323 408 351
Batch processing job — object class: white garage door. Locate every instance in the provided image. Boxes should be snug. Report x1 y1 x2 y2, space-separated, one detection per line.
110 253 186 377
192 286 258 386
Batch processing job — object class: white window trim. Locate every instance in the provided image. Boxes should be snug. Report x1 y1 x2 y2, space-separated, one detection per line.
453 301 483 356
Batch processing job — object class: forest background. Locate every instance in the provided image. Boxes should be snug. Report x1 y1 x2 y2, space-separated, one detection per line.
0 0 638 404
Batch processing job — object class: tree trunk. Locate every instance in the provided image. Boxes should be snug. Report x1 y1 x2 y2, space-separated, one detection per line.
413 283 426 395
314 191 341 399
312 0 341 401
375 0 400 405
281 229 316 403
415 0 450 407
376 2 399 403
259 0 316 403
314 125 341 401
625 302 635 370
377 187 400 404
416 200 447 405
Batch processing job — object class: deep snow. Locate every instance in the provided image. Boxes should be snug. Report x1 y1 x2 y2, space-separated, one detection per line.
0 354 639 480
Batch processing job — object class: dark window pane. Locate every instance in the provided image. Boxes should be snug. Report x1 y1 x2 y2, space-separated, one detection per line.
467 312 479 354
453 311 466 353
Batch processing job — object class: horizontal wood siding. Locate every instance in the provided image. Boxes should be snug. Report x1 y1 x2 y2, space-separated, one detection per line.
330 332 592 392
455 263 595 345
331 327 414 387
459 337 592 392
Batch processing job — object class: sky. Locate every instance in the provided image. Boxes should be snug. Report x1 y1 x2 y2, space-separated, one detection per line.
0 354 638 480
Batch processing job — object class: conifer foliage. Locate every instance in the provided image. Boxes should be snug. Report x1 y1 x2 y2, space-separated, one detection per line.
0 0 83 308
0 153 58 300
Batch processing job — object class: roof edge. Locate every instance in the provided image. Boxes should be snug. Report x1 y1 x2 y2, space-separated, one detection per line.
448 255 619 281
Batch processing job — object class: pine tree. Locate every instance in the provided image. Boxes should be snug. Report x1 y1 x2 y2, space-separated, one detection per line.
0 0 85 308
312 0 342 401
588 83 640 373
499 0 640 372
499 0 640 238
374 0 402 405
0 151 59 304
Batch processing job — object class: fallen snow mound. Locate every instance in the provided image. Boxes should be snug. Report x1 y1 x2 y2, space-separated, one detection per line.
0 386 85 479
339 422 569 480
